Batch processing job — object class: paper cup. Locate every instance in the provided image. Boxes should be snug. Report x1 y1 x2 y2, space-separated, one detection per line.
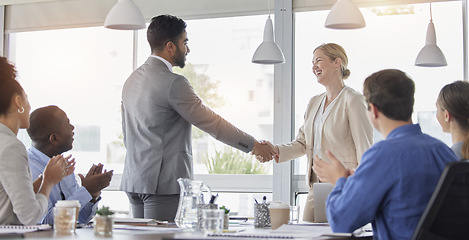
268 202 290 230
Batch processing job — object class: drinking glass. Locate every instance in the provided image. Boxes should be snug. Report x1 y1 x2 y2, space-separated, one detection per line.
290 205 300 224
201 209 224 234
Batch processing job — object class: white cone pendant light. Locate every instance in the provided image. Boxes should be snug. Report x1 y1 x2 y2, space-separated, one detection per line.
104 0 146 30
252 15 285 64
325 0 365 29
415 2 447 67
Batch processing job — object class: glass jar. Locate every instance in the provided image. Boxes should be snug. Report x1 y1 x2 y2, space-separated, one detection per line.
94 215 113 237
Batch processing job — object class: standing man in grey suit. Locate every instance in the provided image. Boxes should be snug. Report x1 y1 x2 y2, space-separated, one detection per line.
121 14 275 221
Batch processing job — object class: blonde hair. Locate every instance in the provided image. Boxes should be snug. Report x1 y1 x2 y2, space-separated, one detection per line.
314 43 351 80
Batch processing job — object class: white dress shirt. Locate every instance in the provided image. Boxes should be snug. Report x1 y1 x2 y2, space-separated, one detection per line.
312 86 347 159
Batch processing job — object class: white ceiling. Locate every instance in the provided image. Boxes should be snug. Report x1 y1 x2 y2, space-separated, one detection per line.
0 0 58 6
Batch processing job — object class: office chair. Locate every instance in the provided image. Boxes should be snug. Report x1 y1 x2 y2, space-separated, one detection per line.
411 160 469 240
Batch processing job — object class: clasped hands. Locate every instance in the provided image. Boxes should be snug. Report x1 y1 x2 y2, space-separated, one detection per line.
252 140 279 163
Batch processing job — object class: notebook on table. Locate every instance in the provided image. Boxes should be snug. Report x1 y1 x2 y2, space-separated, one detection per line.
0 224 51 234
313 182 334 223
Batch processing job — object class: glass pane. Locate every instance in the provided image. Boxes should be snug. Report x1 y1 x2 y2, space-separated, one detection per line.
211 192 273 217
137 15 274 175
10 27 134 174
294 2 462 176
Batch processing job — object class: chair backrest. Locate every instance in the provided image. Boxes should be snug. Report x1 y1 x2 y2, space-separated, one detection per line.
411 160 469 240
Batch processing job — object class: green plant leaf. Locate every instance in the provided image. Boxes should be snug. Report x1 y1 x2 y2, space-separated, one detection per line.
220 205 230 214
96 206 115 216
204 146 268 174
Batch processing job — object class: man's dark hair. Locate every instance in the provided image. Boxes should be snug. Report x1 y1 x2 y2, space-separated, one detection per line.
363 69 415 121
147 14 187 53
0 57 23 116
27 105 63 145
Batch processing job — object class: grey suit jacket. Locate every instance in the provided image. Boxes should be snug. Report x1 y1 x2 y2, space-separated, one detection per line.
0 123 48 225
120 57 256 195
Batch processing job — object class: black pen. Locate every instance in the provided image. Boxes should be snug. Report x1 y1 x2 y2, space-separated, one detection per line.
209 193 218 204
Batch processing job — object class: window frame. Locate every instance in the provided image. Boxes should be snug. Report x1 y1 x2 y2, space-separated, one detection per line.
0 0 466 208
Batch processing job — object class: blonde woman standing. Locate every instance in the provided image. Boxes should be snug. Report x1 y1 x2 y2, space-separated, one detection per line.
265 43 373 222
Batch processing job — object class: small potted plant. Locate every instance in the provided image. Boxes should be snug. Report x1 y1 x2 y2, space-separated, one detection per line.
220 205 230 230
94 206 115 237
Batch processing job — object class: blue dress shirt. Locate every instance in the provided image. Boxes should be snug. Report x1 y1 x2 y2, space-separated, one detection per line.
326 124 458 240
28 146 98 224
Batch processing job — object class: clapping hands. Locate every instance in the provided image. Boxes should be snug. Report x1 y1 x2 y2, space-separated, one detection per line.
252 140 279 163
43 154 73 185
78 163 113 199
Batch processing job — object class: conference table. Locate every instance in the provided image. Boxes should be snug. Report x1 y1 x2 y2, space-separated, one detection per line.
17 221 372 240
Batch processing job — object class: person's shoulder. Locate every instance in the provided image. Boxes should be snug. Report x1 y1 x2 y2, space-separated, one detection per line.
0 135 25 155
170 74 191 87
359 142 390 167
27 149 42 165
416 131 449 148
0 139 27 169
304 93 326 112
308 92 326 103
363 140 387 156
342 87 365 101
363 138 405 161
339 87 366 110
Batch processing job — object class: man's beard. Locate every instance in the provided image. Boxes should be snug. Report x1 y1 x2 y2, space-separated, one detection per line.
173 45 186 68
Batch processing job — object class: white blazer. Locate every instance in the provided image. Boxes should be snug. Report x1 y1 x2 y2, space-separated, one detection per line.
277 87 373 185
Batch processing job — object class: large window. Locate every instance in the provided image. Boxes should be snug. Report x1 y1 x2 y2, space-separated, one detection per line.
10 27 134 174
5 0 465 219
293 1 463 215
9 14 275 216
137 15 275 176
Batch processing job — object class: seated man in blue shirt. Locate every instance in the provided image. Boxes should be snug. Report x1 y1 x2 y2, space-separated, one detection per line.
27 105 113 224
312 69 458 240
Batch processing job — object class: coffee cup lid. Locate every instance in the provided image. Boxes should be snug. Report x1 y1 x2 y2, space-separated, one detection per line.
268 201 289 209
56 200 81 208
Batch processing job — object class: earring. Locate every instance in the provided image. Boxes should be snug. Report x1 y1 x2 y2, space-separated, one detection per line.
445 118 449 122
18 107 25 114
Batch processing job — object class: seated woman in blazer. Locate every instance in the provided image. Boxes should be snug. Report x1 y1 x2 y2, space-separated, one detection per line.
0 57 69 225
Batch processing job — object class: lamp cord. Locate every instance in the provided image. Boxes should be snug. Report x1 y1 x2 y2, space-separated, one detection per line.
430 0 433 21
268 0 271 17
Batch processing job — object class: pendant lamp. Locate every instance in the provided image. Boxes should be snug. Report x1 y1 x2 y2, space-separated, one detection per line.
325 0 365 29
252 0 285 65
104 0 146 30
415 1 447 67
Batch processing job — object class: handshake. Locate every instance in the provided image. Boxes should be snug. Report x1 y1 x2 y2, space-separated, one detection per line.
252 140 279 163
